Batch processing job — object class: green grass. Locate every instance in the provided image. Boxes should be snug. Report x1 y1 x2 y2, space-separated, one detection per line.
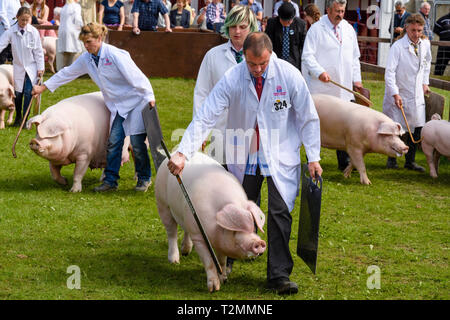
0 74 448 300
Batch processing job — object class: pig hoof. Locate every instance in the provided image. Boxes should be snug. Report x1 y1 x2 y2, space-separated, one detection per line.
70 185 82 193
55 177 68 185
0 121 4 129
7 119 13 125
181 235 193 256
168 250 180 264
208 278 220 293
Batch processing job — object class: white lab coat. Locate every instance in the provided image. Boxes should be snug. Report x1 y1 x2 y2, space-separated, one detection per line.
383 35 431 131
193 40 239 163
0 0 20 35
0 23 45 92
45 43 155 136
178 56 321 212
301 15 362 101
57 2 83 53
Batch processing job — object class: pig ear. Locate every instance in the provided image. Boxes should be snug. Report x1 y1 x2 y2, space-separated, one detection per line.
216 203 255 234
377 122 401 136
36 117 68 138
26 114 44 130
247 201 265 233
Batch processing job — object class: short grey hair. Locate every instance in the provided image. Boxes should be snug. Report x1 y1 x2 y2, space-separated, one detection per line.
420 1 431 9
394 1 405 8
326 0 347 9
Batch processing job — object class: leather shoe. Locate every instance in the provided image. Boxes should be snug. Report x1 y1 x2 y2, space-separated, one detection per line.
404 162 425 172
94 182 117 192
266 279 298 295
386 157 398 169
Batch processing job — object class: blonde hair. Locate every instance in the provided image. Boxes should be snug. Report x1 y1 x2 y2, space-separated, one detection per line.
31 0 47 19
304 4 321 23
79 22 108 41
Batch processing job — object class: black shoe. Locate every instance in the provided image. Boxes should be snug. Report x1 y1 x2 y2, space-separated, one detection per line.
266 279 298 295
386 157 398 169
93 182 118 192
12 120 22 127
404 162 425 172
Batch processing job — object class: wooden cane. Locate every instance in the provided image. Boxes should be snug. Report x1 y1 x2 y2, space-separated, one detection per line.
329 79 373 107
12 75 43 158
399 103 422 144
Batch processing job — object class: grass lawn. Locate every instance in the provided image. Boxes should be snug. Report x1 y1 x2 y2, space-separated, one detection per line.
0 73 448 300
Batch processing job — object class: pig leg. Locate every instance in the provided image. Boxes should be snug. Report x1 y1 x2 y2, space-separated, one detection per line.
181 232 193 256
49 163 68 186
48 56 55 74
346 148 371 185
422 142 438 178
191 237 221 292
432 150 441 178
71 157 91 192
157 199 180 264
6 109 14 125
0 109 5 129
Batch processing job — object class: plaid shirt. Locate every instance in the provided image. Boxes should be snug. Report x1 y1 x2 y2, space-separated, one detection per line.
420 12 433 40
206 2 225 24
131 0 168 31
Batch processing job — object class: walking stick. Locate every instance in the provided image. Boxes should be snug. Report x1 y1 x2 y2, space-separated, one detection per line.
12 75 43 158
160 140 223 276
329 79 373 107
399 102 422 144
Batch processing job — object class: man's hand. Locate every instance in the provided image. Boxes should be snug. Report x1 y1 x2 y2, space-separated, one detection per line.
353 81 363 90
165 26 172 32
393 94 403 109
32 85 47 97
149 100 155 108
423 84 431 96
133 26 140 35
308 161 323 180
37 70 44 78
167 152 186 176
318 72 330 83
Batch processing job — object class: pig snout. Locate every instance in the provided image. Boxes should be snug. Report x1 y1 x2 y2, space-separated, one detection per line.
30 138 45 154
391 140 409 157
252 239 266 256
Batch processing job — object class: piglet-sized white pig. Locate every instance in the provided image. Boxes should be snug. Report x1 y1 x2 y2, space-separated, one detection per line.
0 64 15 129
155 152 266 292
421 114 450 178
26 92 128 192
42 37 56 74
313 94 409 185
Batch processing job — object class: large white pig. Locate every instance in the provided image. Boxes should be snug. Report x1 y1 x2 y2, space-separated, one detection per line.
42 37 56 74
0 64 15 129
421 114 450 178
313 94 409 185
155 152 266 292
26 92 129 192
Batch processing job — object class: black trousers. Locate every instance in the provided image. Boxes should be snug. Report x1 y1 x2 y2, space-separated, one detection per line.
404 127 422 164
242 170 293 282
434 46 450 76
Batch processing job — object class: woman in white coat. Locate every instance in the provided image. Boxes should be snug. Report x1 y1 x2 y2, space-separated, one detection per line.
193 5 259 164
383 14 431 172
57 0 83 70
0 7 44 126
32 23 155 192
169 33 322 295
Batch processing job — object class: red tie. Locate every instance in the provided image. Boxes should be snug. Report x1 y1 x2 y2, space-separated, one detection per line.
253 77 263 151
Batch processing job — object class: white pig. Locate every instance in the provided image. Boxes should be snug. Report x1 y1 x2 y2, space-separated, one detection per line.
0 64 15 129
313 94 409 185
421 114 450 178
26 92 129 192
155 152 266 292
42 37 56 74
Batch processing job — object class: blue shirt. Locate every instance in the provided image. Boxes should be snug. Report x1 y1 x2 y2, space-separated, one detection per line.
101 0 123 25
131 0 169 31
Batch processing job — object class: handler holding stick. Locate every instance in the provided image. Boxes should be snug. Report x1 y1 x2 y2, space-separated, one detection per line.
32 22 155 192
168 32 322 295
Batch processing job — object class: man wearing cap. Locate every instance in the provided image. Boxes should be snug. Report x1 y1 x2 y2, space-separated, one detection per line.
302 0 362 172
265 2 306 71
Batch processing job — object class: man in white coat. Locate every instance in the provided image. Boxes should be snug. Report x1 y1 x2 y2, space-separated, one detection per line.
383 14 431 172
194 5 259 165
301 0 362 171
33 23 155 192
168 32 322 295
0 0 21 64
